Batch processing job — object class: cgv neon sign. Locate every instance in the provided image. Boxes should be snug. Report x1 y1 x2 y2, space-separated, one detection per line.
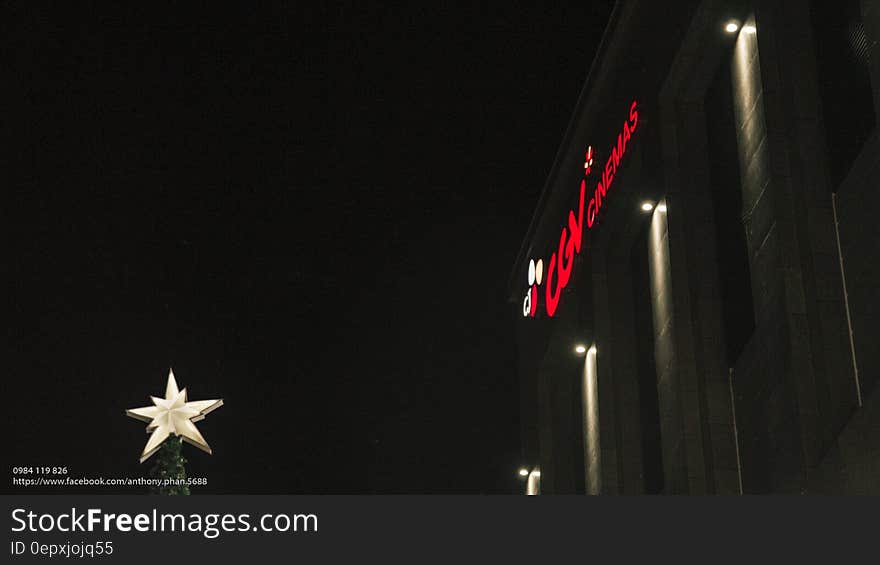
523 100 640 318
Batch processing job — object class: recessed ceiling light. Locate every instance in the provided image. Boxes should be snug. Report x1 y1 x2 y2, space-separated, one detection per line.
742 25 756 34
657 203 667 212
575 345 587 354
725 21 740 33
518 468 529 477
641 202 654 212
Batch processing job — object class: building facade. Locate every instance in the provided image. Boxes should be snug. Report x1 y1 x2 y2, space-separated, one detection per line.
510 0 880 494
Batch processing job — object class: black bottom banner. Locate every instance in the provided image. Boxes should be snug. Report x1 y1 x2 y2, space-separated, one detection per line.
1 495 871 562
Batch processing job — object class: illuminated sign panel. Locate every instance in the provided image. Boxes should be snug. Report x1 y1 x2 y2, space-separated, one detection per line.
522 100 640 318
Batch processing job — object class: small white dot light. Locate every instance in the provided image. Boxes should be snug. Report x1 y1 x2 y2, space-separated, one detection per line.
528 259 536 286
641 201 654 212
742 24 756 34
518 468 529 477
657 203 667 213
535 259 543 285
725 21 739 33
575 344 587 354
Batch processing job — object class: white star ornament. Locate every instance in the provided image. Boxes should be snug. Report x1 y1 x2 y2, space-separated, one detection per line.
125 369 223 463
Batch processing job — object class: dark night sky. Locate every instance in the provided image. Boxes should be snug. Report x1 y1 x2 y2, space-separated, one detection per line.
8 2 615 493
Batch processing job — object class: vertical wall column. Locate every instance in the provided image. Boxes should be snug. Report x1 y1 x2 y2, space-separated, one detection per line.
536 362 556 493
728 13 804 491
656 2 747 493
647 201 688 493
658 98 743 494
589 247 620 494
753 0 860 473
862 0 880 113
839 0 880 400
605 259 648 494
590 245 646 494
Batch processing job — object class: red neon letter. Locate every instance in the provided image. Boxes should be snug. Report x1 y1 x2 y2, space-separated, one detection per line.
615 131 625 169
612 136 621 169
587 197 597 228
604 155 614 192
567 179 586 254
530 285 538 317
545 251 560 317
629 100 639 131
557 229 573 290
595 176 607 209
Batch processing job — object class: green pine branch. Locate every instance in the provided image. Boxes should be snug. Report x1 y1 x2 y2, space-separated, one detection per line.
148 436 191 495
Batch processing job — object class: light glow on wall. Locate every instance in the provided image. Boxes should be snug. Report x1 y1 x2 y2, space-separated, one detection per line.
582 344 601 495
526 468 542 495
